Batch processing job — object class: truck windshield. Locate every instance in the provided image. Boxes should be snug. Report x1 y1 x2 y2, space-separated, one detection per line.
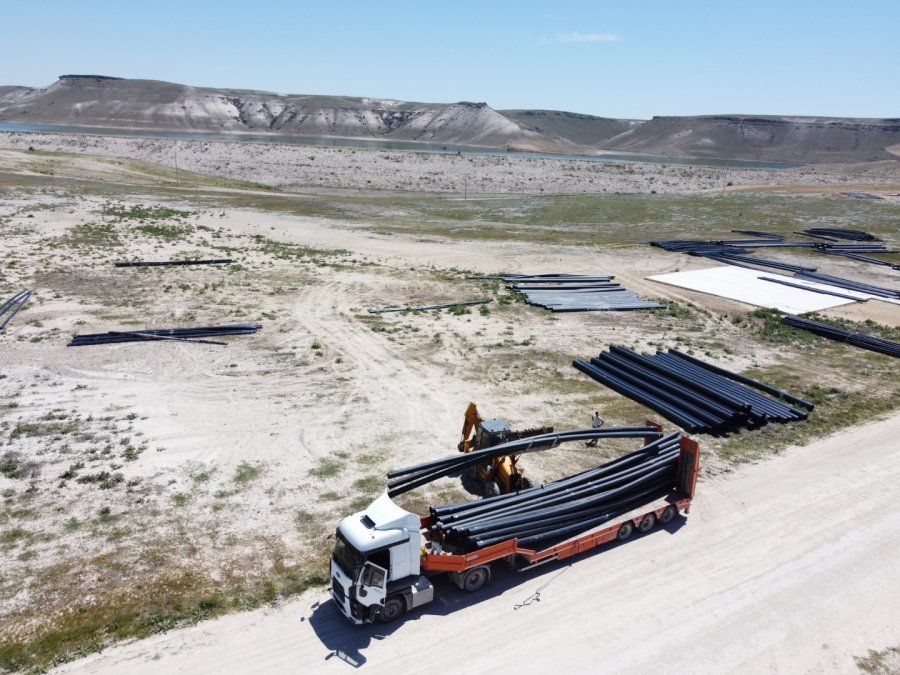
333 532 365 579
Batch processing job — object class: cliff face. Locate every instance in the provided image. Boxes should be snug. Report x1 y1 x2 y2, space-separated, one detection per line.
1 76 898 163
603 115 900 163
0 86 32 105
0 76 554 149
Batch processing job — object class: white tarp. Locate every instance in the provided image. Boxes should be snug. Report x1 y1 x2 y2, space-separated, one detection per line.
647 266 862 314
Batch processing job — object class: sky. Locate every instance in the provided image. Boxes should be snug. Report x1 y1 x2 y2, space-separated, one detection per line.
2 0 898 120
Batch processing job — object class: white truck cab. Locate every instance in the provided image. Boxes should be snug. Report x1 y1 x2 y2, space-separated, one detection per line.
330 492 434 624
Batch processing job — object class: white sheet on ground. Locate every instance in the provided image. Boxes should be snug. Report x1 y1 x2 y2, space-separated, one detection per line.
647 266 861 313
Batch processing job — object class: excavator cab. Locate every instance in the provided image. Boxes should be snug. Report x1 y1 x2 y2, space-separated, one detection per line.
476 418 513 450
458 403 552 497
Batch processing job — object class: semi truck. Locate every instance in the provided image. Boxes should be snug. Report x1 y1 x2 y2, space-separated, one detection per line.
330 434 699 624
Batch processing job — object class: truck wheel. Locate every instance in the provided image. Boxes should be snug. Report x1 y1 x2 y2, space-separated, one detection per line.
616 522 634 541
461 566 490 592
659 505 678 524
638 513 657 533
377 595 405 623
484 481 501 498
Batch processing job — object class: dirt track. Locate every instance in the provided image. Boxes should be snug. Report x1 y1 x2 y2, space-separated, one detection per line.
2 145 897 672
56 412 900 674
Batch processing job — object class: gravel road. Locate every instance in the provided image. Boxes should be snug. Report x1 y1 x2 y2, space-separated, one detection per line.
55 412 900 674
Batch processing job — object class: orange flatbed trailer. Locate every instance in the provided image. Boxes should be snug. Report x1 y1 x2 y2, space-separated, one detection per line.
420 435 700 574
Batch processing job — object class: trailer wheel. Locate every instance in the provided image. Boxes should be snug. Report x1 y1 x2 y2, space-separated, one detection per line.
638 513 657 533
483 481 501 498
377 595 406 623
616 522 634 541
461 566 490 592
659 505 678 524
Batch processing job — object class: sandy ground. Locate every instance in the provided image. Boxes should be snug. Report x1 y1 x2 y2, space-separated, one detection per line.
1 189 749 649
52 411 900 674
1 141 898 672
3 131 900 196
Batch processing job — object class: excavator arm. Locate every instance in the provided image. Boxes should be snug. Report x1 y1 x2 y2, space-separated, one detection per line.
457 402 552 494
458 402 483 453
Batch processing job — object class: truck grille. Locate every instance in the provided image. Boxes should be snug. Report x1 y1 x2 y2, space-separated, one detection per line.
331 577 346 604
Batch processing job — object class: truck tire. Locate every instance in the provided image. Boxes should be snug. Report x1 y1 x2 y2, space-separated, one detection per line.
659 505 678 524
376 595 406 623
484 481 501 498
461 566 490 592
638 513 657 533
616 522 634 541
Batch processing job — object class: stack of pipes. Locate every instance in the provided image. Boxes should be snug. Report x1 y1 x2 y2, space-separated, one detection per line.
114 259 233 267
0 290 32 330
501 274 663 312
819 250 900 269
781 315 900 358
67 322 262 346
574 347 812 434
792 271 900 300
649 240 819 274
386 426 664 497
651 232 896 273
428 432 682 551
799 228 881 242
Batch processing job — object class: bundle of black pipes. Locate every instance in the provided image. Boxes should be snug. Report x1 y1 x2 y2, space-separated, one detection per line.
0 290 32 330
68 323 262 346
650 240 820 274
573 346 811 434
814 243 893 253
502 274 615 283
704 252 817 274
799 228 880 242
114 259 233 267
427 432 682 551
792 271 900 300
731 230 785 240
781 315 900 358
386 426 664 498
821 250 900 270
757 276 867 302
651 240 751 254
500 274 663 312
651 236 894 276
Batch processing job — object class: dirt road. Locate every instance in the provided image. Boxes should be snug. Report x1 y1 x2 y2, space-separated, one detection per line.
56 412 900 674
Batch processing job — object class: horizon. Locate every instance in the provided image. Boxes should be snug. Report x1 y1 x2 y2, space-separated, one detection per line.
2 0 898 120
6 74 899 123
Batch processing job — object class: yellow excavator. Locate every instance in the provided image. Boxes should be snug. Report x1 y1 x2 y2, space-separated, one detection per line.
458 402 554 497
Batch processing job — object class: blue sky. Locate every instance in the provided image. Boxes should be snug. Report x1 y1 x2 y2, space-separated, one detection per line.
2 0 897 119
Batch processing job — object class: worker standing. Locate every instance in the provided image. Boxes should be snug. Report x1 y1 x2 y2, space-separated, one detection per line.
585 411 604 447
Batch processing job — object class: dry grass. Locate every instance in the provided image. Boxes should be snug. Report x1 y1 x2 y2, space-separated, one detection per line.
0 149 898 671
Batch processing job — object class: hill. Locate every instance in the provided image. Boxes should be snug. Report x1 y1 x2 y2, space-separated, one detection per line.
0 75 600 152
2 76 899 163
603 115 900 163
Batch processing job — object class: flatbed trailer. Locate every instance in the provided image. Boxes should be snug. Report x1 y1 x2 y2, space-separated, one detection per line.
331 435 700 624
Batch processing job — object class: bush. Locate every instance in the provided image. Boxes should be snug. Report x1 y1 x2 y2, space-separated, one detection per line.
0 455 27 479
